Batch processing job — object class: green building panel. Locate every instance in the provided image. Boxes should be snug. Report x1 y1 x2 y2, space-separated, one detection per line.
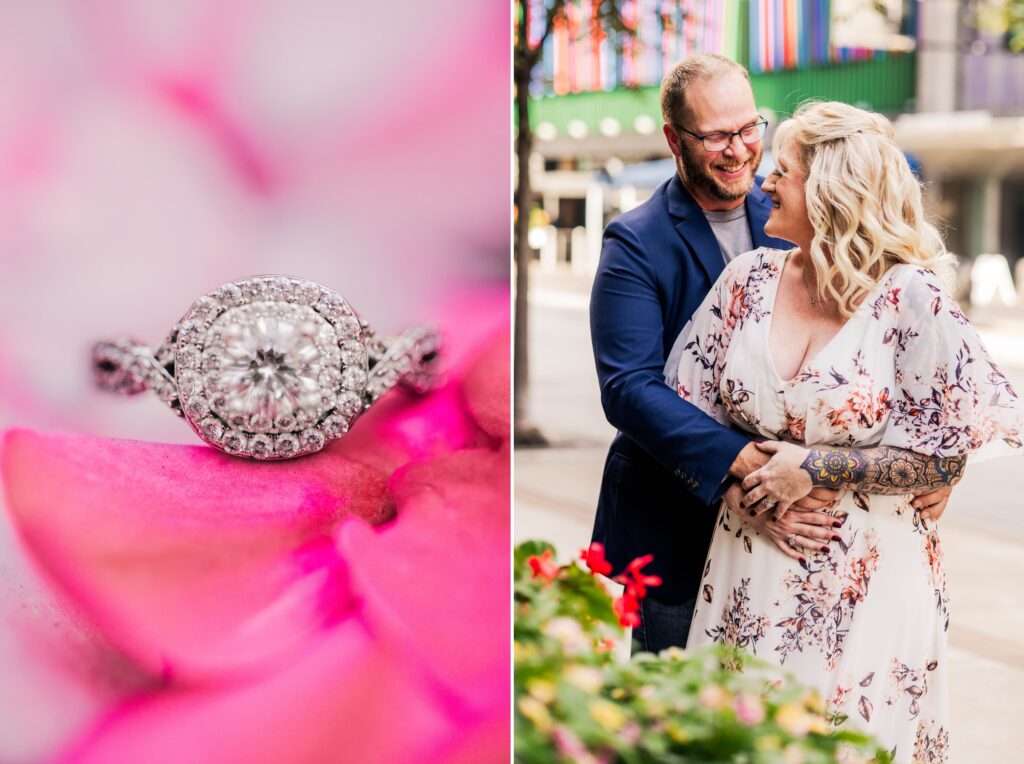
528 54 916 134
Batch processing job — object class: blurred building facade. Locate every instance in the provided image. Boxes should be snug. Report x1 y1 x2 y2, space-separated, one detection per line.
523 0 1024 283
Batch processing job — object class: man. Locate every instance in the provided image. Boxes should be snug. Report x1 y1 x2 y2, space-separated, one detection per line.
589 53 951 653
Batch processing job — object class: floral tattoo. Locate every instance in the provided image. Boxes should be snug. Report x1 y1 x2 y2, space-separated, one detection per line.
801 446 965 494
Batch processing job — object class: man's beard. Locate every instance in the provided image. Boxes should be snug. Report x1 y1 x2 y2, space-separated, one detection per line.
678 140 762 202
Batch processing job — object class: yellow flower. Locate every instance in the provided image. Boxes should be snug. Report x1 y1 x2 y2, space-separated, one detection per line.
588 699 626 732
775 702 814 736
665 721 691 744
564 665 603 694
526 679 556 704
802 690 824 714
661 646 688 662
807 715 829 735
514 641 535 661
518 696 552 733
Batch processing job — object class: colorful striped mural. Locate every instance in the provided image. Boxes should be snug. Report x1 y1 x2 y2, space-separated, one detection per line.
528 0 913 95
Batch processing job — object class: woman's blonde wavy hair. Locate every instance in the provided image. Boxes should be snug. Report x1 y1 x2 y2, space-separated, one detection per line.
774 101 955 317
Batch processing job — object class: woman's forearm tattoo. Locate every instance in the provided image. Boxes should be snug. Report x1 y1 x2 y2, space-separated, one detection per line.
800 446 965 494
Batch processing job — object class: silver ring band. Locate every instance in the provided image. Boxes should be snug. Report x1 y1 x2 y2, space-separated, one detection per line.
93 275 443 460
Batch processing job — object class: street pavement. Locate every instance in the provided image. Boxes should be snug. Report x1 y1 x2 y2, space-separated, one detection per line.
515 264 1024 763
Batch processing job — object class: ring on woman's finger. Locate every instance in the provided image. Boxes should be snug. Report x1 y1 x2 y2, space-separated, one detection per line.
763 498 777 511
786 534 800 550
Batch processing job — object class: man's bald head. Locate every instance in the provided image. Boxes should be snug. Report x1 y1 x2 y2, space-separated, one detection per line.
660 53 751 129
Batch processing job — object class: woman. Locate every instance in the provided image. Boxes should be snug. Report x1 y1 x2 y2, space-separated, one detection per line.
675 102 1023 763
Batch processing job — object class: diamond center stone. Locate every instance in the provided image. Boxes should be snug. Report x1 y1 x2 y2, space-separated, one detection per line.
202 303 340 432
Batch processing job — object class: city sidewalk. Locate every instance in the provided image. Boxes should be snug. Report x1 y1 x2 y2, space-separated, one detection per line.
515 264 1024 762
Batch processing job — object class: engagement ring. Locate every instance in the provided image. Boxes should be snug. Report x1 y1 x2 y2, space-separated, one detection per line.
763 498 777 511
93 275 442 460
786 534 799 550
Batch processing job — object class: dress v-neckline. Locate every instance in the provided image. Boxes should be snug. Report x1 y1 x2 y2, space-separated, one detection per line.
763 249 877 385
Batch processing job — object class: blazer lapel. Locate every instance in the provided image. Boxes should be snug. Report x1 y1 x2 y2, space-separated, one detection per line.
665 175 726 284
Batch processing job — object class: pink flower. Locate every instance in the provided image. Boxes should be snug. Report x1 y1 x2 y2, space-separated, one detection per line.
734 693 766 725
552 725 589 759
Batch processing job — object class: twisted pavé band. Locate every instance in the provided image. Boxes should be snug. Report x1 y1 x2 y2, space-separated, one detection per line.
93 275 442 460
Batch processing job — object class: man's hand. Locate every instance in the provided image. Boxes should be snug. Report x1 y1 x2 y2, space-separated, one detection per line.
728 441 770 479
793 486 842 511
740 441 814 520
913 486 953 522
723 483 840 562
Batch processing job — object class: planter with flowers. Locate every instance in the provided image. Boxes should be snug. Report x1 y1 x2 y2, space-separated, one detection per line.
514 540 892 763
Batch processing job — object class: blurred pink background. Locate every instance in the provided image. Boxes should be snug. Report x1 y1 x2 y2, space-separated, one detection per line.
0 0 509 442
0 2 510 761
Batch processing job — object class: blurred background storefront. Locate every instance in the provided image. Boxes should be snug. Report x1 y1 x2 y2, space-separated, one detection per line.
519 0 1024 288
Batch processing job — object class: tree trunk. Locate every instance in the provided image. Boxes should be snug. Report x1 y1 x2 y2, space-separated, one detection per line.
513 61 547 445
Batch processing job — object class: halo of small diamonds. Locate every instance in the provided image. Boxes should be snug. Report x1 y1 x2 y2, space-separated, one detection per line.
174 275 369 459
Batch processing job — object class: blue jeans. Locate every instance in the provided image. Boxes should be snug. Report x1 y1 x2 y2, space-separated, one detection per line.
631 595 697 656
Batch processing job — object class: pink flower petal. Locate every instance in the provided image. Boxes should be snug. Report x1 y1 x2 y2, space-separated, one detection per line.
63 621 467 764
459 330 510 444
337 449 509 717
330 382 484 475
0 490 158 764
1 428 390 678
430 715 510 764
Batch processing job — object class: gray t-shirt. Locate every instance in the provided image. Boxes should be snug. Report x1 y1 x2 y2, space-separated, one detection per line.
703 206 753 265
662 205 755 385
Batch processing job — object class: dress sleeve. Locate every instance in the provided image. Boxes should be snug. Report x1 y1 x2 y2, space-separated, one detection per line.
674 252 755 427
879 267 1024 462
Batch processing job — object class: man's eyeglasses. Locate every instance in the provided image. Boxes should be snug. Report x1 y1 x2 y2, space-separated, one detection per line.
674 119 768 152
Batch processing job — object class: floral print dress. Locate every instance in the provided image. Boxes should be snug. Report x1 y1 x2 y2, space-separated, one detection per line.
675 248 1024 764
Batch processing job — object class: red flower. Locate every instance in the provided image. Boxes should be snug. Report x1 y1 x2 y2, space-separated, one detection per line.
613 591 641 628
629 574 663 599
579 542 613 576
615 553 663 599
625 554 655 574
609 553 662 628
527 549 559 581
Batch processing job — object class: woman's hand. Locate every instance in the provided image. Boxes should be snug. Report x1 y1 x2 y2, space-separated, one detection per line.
723 483 841 562
913 486 953 522
740 440 813 522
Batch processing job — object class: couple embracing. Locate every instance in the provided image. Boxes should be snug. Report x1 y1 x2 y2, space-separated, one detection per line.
589 53 1024 762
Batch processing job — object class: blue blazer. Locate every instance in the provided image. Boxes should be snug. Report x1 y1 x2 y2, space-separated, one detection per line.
590 173 790 603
